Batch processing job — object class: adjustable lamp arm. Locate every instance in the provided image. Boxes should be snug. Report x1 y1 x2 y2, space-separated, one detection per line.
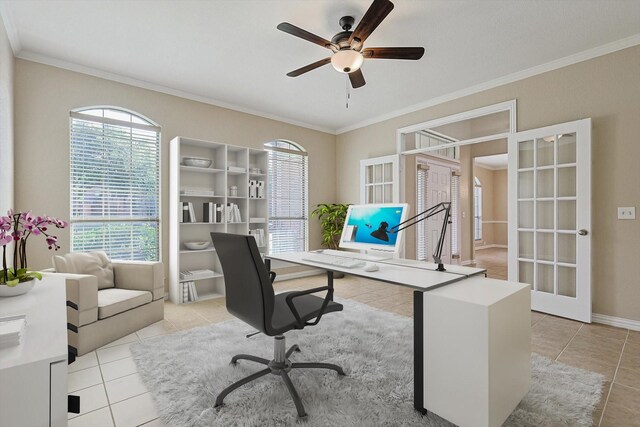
389 202 452 271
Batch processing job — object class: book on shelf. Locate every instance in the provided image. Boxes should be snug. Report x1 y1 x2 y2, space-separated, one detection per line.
225 203 242 223
227 165 246 173
249 180 257 198
182 281 189 303
249 228 265 247
181 202 189 223
203 202 217 223
256 181 264 198
188 281 199 301
180 269 215 281
181 187 214 197
180 202 197 223
188 202 196 222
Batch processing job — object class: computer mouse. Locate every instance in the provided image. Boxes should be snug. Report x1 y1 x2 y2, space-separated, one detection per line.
363 263 379 272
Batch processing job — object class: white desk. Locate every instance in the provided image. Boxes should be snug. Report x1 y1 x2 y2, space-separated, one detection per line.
275 249 485 290
0 275 68 427
266 252 530 427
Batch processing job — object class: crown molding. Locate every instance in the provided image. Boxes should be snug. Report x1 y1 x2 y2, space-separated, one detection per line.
336 33 640 135
6 9 640 138
0 1 22 53
15 50 336 135
474 163 508 172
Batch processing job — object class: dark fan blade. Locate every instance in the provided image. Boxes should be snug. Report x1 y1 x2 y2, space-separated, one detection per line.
277 22 337 50
349 69 366 88
362 47 425 60
349 0 394 47
286 57 332 77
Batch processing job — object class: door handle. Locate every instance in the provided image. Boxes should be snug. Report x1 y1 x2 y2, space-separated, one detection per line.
577 229 588 236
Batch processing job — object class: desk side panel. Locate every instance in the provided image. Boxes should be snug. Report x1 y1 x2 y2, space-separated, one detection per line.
488 286 531 427
424 293 490 426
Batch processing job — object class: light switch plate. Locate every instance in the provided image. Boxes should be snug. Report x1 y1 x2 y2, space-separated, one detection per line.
617 207 636 220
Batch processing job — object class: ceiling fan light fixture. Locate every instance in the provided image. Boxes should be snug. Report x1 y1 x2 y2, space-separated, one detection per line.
331 49 364 73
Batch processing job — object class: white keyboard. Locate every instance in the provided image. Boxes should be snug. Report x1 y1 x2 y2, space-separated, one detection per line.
301 253 365 269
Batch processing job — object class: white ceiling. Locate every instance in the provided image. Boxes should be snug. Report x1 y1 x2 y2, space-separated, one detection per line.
2 0 640 133
475 153 508 170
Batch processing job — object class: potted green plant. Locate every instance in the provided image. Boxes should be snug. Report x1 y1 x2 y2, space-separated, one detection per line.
310 203 350 250
0 210 68 297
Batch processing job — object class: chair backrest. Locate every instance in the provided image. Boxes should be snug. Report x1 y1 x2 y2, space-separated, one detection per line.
210 232 275 335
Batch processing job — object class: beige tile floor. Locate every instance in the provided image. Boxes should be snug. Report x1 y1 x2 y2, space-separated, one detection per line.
68 270 640 426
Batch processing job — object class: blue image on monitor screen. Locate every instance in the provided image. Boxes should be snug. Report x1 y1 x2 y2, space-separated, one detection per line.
342 206 405 247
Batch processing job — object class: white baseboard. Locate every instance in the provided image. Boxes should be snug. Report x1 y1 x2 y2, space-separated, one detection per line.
475 244 508 250
592 313 640 332
460 259 476 266
274 269 324 282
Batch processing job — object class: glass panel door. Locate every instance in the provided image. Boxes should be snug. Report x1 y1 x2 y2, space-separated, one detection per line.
508 120 591 322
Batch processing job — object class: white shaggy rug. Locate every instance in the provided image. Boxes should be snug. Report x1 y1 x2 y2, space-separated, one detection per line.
131 300 604 426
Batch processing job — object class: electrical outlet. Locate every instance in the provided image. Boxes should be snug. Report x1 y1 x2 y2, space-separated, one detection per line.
617 207 636 220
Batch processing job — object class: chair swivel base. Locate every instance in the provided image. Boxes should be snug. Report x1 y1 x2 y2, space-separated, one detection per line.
214 335 345 420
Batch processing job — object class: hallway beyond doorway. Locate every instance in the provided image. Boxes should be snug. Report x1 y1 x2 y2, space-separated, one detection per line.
473 247 507 280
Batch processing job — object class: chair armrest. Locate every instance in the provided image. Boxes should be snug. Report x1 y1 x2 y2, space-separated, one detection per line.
112 260 164 301
64 274 99 327
285 286 333 329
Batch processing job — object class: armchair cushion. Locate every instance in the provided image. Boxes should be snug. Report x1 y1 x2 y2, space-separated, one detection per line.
112 260 164 301
98 288 152 320
53 251 115 290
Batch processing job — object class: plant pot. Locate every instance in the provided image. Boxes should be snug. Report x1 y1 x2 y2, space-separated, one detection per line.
0 279 36 297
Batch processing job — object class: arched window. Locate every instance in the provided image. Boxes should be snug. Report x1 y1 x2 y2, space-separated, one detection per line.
264 140 308 254
69 107 160 261
474 176 483 241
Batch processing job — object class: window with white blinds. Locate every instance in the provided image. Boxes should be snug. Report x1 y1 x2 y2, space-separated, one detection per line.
416 165 428 261
474 176 483 241
450 173 460 256
69 108 160 261
265 140 308 254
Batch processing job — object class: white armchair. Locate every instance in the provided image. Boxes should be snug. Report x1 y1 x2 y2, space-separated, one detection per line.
53 252 164 356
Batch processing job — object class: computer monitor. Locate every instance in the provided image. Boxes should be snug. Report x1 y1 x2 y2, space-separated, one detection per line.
339 203 409 254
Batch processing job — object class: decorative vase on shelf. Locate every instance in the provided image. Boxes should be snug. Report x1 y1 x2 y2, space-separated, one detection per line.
0 279 36 297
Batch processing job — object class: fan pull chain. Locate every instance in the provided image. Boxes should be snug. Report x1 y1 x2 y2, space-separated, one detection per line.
345 75 351 109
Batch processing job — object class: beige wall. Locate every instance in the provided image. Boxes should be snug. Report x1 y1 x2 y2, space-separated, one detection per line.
0 18 13 214
14 60 336 282
336 45 640 321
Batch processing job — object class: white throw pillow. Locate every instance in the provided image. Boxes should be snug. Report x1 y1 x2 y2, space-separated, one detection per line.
53 251 115 290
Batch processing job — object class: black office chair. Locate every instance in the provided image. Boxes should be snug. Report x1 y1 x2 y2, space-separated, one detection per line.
210 232 345 420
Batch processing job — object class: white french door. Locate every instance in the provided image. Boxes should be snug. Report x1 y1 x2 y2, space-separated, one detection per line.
360 155 400 204
508 119 591 322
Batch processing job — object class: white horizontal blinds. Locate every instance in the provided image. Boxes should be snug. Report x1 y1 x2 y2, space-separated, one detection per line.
265 141 308 254
450 173 460 256
474 176 482 240
416 165 428 261
70 108 160 261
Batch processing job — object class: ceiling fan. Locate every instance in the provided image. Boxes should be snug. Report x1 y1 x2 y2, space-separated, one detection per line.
277 0 424 89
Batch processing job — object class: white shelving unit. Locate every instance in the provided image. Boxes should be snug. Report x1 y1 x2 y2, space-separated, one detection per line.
169 137 269 304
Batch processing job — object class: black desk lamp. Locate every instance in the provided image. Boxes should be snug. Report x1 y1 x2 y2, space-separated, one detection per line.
389 202 452 272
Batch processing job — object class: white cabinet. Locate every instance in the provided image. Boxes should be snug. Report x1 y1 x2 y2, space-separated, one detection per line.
0 275 69 427
169 137 269 304
423 277 531 427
